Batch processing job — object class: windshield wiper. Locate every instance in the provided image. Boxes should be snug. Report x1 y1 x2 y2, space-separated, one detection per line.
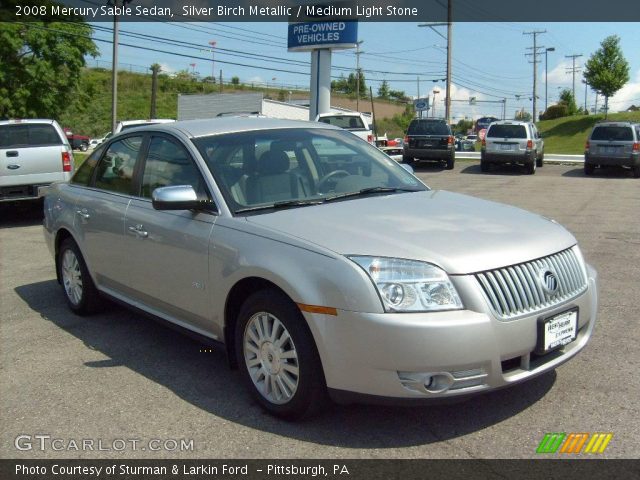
235 198 325 214
325 187 420 202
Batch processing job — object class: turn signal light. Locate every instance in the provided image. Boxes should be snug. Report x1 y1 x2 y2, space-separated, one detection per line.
62 151 72 172
404 136 409 144
526 140 533 149
367 134 374 143
447 135 454 145
585 141 590 150
481 138 486 147
633 142 639 152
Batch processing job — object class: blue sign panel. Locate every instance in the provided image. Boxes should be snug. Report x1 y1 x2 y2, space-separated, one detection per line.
288 21 358 51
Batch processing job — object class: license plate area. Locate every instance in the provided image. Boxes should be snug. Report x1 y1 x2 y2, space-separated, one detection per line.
536 308 578 355
500 143 515 151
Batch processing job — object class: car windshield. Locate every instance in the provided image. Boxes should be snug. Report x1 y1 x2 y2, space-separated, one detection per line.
407 121 450 135
487 124 527 139
193 128 426 214
590 126 634 141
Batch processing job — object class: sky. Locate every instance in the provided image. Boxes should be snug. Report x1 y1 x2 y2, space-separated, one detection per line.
89 21 640 121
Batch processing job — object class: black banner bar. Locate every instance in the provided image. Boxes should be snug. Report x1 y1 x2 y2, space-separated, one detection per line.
1 460 640 480
2 0 640 22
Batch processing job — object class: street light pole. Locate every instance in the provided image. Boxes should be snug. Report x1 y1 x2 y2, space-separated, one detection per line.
110 0 120 134
355 40 364 111
209 40 216 84
545 47 555 113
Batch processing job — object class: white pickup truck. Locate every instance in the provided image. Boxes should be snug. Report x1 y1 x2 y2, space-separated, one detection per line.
315 112 375 144
0 119 74 202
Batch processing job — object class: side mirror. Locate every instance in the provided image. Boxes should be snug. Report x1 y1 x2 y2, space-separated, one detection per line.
400 163 414 174
152 185 215 212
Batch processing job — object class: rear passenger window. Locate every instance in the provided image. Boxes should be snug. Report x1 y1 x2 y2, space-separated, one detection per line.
140 136 208 199
94 136 142 194
0 124 63 148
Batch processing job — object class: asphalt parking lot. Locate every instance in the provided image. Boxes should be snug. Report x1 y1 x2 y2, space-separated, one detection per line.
1 162 638 459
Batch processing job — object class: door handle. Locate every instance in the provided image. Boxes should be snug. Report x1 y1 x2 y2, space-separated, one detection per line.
76 209 90 220
6 151 18 157
128 224 148 238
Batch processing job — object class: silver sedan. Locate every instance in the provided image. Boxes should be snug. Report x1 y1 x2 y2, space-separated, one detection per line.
43 118 598 419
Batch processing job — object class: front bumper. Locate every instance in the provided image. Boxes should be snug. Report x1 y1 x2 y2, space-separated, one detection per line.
302 265 598 403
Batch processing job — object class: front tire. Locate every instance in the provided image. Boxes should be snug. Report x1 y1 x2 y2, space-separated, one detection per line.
235 290 326 419
402 155 415 167
58 238 101 315
80 143 88 152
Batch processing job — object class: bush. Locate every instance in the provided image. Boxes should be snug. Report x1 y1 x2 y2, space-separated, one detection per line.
540 104 569 121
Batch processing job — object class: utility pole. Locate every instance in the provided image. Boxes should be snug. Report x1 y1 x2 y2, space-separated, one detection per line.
355 40 364 111
544 47 555 112
110 0 121 134
417 76 421 119
565 54 583 101
149 64 160 119
581 79 588 112
418 0 452 125
445 0 452 126
219 69 223 92
524 30 546 122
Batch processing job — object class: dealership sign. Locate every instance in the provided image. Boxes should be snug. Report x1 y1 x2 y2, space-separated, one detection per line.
288 21 358 51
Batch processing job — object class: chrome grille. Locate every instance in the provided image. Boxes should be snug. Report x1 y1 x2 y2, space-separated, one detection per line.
475 247 587 320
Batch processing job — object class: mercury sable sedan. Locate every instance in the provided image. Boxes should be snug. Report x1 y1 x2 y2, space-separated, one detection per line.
43 118 598 419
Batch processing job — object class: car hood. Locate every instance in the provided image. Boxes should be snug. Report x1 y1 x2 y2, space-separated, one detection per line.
245 190 576 275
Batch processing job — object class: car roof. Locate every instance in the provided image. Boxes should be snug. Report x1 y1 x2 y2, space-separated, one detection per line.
488 120 530 126
118 119 175 126
593 121 635 127
120 117 343 138
0 119 57 125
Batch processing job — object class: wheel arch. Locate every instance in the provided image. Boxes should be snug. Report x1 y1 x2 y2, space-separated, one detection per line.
224 276 293 369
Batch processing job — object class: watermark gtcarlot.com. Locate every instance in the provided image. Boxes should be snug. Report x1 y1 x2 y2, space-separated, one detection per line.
15 435 194 453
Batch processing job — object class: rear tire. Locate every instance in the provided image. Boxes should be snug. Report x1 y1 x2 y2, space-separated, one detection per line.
480 159 490 172
58 238 101 315
235 290 327 420
80 143 88 152
402 155 415 167
584 162 595 175
536 151 544 167
633 165 640 178
445 155 455 170
526 160 536 175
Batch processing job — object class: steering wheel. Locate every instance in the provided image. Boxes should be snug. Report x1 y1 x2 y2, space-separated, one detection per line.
317 170 350 193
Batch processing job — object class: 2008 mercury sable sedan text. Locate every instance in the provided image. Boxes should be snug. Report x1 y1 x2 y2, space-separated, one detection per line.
43 118 598 419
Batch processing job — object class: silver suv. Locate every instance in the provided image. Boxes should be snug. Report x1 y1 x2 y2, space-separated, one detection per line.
584 121 640 177
43 118 597 419
0 119 74 202
481 120 544 174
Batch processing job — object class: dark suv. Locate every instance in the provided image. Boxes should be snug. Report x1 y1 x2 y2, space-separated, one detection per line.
584 122 640 177
403 118 455 169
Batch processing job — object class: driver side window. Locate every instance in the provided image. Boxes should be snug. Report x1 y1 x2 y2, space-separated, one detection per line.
141 136 209 199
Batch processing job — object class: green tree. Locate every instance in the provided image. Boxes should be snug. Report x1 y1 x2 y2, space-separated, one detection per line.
558 88 578 116
389 89 409 102
454 118 474 135
0 18 97 118
583 35 630 118
231 76 240 85
377 80 390 99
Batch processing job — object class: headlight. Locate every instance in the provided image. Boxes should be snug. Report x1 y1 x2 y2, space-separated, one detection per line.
349 256 463 313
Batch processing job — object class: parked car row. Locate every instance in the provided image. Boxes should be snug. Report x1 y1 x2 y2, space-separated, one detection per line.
41 117 598 419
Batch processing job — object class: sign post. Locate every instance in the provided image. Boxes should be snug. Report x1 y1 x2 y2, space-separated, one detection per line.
288 17 358 120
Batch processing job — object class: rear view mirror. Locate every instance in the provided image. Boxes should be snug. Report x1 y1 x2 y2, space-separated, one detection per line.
152 185 215 212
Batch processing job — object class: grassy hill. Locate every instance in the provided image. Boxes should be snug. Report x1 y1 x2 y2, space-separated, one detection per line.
537 111 640 154
58 68 407 138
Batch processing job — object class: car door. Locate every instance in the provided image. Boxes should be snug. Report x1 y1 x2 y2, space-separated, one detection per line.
123 133 217 337
72 134 144 290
